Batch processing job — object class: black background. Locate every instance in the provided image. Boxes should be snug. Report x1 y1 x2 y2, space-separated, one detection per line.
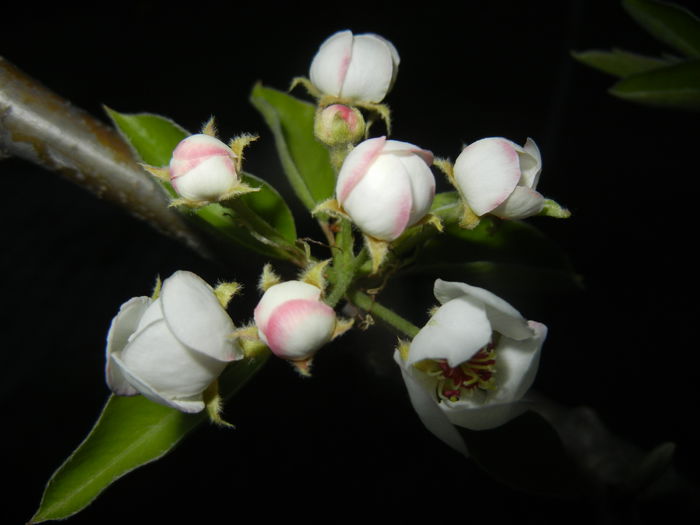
2 1 699 523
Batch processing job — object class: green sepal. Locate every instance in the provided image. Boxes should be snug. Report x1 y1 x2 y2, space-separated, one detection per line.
623 0 700 58
571 48 672 78
250 83 335 210
29 356 268 523
609 59 700 110
430 191 462 224
105 109 298 260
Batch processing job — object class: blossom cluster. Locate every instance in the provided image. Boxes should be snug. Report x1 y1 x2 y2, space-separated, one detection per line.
104 29 563 455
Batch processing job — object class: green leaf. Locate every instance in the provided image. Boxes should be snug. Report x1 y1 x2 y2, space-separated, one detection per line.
461 411 588 498
193 172 297 259
104 107 189 166
105 109 298 259
623 0 700 58
609 59 700 110
572 48 672 78
30 356 268 523
250 83 335 210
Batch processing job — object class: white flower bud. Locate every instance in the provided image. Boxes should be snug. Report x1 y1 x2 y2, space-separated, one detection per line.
336 137 435 241
169 134 239 202
453 137 544 219
254 281 336 361
310 30 400 103
105 271 243 413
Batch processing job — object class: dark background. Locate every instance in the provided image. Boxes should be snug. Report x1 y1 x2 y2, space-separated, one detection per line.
2 1 699 523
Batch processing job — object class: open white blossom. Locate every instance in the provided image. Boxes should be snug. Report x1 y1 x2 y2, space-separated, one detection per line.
105 271 243 413
395 279 547 455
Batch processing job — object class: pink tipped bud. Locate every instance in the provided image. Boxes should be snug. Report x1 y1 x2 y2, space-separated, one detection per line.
336 137 435 241
453 137 544 219
169 134 239 202
309 30 400 103
254 281 336 362
314 104 365 146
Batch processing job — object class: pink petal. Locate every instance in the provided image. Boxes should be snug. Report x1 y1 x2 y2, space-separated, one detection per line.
336 136 387 203
264 299 336 360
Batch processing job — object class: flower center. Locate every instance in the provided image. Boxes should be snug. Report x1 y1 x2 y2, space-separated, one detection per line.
418 339 497 403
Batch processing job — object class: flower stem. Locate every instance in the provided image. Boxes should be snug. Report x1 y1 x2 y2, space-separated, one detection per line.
348 289 420 339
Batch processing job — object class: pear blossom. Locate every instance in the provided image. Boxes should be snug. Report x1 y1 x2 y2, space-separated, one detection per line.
394 279 547 455
105 271 243 413
169 133 240 202
254 280 336 361
310 30 400 103
453 137 544 219
336 136 435 241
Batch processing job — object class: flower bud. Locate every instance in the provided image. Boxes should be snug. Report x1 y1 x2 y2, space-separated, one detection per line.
314 104 365 146
453 137 544 219
310 30 400 103
169 133 239 202
336 136 435 241
105 271 243 413
254 280 336 361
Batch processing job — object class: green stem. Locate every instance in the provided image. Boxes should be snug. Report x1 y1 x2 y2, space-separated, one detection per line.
325 219 361 307
348 289 420 339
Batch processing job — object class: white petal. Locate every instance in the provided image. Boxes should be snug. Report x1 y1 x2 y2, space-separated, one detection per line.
111 354 205 414
336 137 386 203
310 30 354 97
105 296 150 396
381 140 433 165
341 34 395 102
171 155 238 202
453 138 522 216
443 399 529 431
132 297 164 335
491 321 547 403
254 280 322 332
434 280 533 340
263 299 336 360
491 185 544 219
120 319 226 398
394 351 468 456
519 137 542 189
408 297 491 367
161 271 241 362
342 153 413 241
392 149 435 225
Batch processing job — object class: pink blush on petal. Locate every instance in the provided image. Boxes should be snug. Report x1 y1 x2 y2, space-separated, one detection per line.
265 299 335 358
173 141 231 161
338 137 387 203
391 186 413 239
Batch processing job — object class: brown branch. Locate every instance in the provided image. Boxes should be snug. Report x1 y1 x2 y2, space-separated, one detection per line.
0 56 208 254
